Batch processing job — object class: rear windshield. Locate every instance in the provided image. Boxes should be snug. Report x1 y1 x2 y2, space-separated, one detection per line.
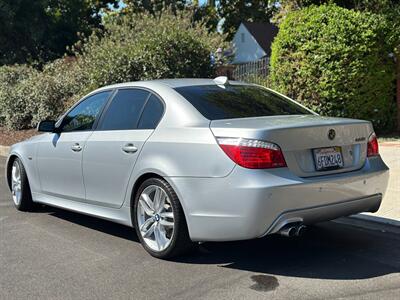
174 85 312 120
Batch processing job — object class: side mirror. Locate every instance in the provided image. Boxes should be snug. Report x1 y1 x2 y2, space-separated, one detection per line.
37 120 57 132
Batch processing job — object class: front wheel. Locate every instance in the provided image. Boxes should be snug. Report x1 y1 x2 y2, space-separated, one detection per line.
133 178 194 259
10 158 35 211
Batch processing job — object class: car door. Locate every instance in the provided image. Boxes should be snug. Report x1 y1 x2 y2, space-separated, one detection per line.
82 89 165 208
36 91 112 201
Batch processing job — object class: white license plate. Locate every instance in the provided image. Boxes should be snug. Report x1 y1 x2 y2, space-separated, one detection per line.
313 147 344 171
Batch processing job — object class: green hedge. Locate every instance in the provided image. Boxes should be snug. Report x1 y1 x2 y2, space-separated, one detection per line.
0 11 225 130
0 65 38 129
270 5 396 131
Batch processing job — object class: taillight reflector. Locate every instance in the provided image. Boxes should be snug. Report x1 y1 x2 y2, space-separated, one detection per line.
217 137 287 169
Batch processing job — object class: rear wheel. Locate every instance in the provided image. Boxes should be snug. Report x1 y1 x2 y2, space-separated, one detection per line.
10 158 35 211
133 177 193 259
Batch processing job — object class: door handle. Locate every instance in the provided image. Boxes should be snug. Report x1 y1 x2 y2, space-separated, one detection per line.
122 143 138 153
71 143 82 152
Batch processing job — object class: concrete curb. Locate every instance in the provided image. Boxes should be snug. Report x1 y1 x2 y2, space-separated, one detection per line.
0 145 10 157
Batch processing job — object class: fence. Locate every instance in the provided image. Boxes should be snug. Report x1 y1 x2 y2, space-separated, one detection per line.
231 57 270 86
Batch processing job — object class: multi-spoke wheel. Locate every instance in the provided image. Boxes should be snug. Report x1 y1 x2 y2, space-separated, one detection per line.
137 185 175 252
133 177 193 259
11 160 22 206
9 158 35 211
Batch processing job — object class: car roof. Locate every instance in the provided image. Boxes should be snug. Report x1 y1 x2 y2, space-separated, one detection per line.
94 78 251 92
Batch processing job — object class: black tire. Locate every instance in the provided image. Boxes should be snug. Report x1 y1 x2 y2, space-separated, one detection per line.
133 177 194 259
10 158 35 211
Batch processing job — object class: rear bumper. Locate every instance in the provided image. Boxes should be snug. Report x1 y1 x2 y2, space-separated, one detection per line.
263 193 381 236
168 156 389 242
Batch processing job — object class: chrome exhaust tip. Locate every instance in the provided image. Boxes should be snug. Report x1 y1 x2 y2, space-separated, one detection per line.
295 225 307 237
278 224 306 238
278 226 297 237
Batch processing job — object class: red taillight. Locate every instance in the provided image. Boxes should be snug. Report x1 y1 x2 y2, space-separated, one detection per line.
367 133 379 157
217 137 287 169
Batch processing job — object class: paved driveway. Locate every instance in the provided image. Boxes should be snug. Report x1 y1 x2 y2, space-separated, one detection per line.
374 143 400 221
1 157 400 299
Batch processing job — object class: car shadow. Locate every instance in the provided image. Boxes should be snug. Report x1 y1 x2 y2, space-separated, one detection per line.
180 223 400 280
45 206 400 281
44 206 139 242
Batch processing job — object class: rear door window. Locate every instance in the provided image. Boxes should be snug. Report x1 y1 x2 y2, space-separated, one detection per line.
137 94 164 129
174 85 312 120
98 89 150 130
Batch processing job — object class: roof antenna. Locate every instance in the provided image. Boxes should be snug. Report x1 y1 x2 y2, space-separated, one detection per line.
213 76 229 86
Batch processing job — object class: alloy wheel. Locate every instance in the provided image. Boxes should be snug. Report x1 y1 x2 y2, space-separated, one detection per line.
11 161 22 206
137 185 175 252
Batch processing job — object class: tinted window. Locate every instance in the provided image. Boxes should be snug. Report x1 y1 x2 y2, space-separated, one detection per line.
138 95 164 129
61 91 111 132
99 89 149 130
174 85 312 120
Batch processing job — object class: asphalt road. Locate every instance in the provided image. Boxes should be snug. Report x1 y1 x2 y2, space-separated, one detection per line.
1 157 400 300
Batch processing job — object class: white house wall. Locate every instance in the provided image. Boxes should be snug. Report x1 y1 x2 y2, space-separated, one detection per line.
232 24 266 64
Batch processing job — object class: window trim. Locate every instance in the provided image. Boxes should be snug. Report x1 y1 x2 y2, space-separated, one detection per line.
56 89 115 133
94 87 166 132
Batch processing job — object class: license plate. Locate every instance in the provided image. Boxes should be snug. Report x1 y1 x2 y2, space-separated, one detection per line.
313 146 344 171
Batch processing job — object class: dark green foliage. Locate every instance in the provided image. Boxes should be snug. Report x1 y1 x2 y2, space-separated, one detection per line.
123 0 188 16
270 5 396 131
0 0 119 65
0 11 225 129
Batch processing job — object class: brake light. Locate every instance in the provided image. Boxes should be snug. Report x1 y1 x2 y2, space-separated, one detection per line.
216 137 287 169
367 133 379 157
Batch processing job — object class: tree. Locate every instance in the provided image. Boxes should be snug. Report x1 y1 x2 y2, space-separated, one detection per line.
123 0 188 16
191 3 219 32
0 10 227 129
270 5 396 131
382 3 400 131
217 1 275 40
0 0 119 65
121 1 219 32
272 0 400 23
271 0 400 131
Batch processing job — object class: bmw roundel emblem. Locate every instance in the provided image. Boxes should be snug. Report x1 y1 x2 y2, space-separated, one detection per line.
328 129 336 140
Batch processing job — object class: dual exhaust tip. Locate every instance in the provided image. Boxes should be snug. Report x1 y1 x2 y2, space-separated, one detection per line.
278 224 307 238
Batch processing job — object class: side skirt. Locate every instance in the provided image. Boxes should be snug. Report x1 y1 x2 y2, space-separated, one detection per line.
32 192 133 227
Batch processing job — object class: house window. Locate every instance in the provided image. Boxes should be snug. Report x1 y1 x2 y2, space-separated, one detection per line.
241 32 245 43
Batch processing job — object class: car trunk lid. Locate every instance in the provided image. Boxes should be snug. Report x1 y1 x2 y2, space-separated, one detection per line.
210 115 373 177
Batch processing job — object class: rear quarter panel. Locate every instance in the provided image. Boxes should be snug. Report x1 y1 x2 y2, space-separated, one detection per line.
132 126 235 178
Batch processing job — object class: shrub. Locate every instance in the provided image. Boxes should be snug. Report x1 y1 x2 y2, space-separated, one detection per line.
75 11 226 90
270 5 396 131
0 10 226 130
0 59 86 129
27 59 88 127
0 65 38 129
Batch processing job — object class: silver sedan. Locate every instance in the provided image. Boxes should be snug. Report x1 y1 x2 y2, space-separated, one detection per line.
5 78 389 258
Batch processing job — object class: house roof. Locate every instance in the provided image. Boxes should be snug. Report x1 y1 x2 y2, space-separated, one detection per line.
242 21 279 56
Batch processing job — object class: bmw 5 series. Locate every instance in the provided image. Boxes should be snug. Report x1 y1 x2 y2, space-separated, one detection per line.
5 77 389 258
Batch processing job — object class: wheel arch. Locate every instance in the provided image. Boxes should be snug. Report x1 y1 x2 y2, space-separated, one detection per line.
130 172 165 208
5 154 19 190
129 172 191 232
